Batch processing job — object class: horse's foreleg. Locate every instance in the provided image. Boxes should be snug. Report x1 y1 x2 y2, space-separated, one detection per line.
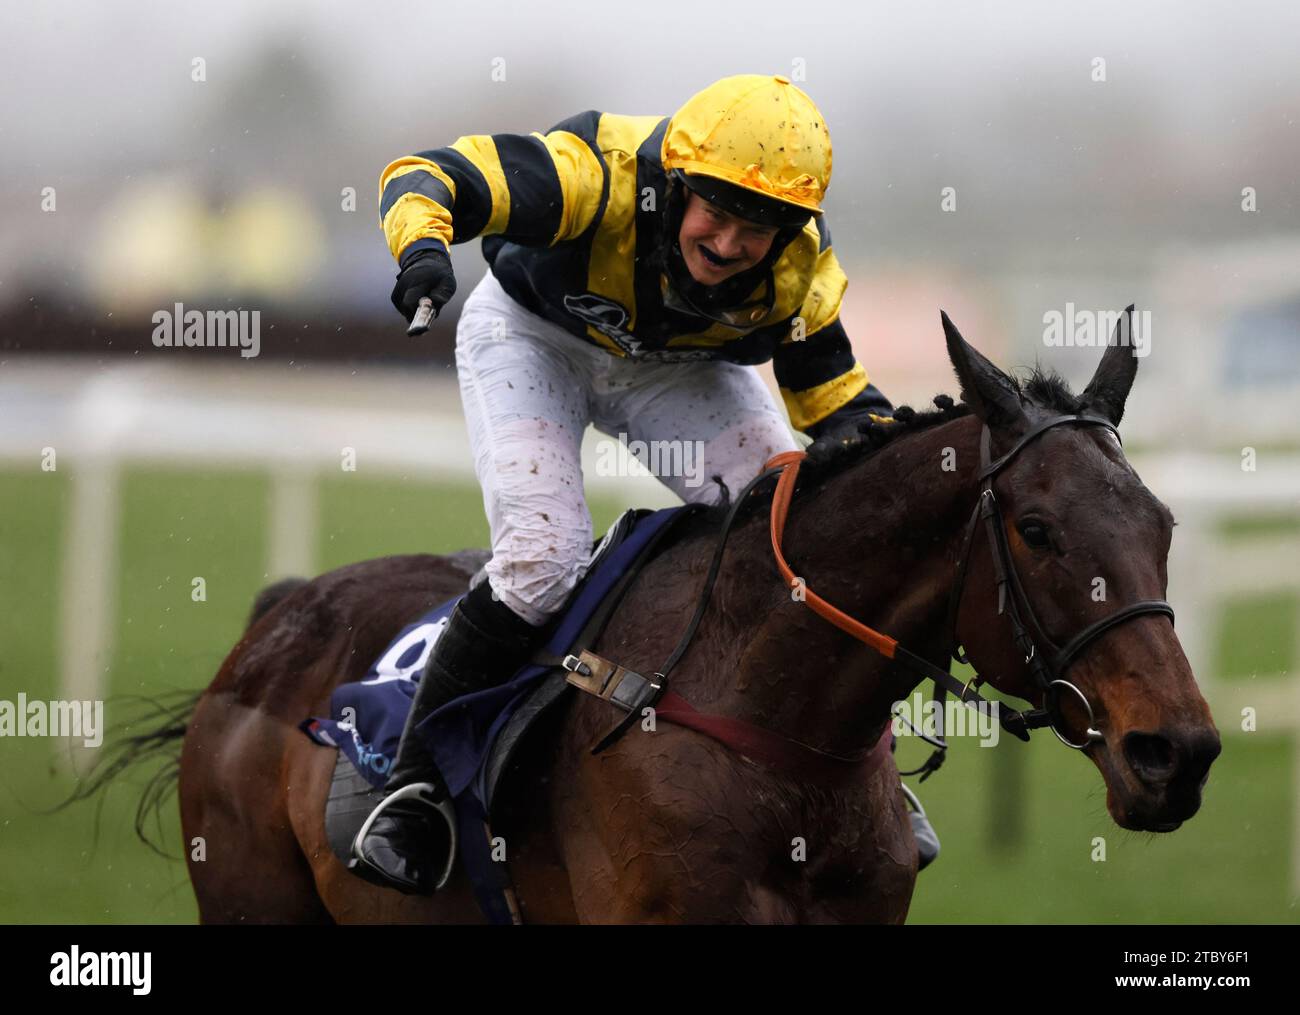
554 734 756 924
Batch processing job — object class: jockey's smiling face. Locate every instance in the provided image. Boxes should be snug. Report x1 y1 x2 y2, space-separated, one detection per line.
678 191 780 286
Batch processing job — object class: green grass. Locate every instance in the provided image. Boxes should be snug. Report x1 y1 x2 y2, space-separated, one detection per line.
1212 513 1297 681
1217 514 1300 539
316 473 634 570
0 465 1295 923
903 729 1294 923
1216 594 1297 681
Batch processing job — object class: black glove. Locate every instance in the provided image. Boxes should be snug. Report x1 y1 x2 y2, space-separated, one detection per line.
806 383 894 452
390 247 456 323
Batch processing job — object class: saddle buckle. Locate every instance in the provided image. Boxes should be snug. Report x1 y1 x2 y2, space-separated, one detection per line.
562 654 592 677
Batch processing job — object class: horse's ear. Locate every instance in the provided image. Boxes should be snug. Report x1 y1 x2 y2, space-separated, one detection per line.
1081 305 1139 426
942 311 1026 430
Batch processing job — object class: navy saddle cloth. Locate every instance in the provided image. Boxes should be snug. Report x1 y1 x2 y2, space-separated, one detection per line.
299 505 687 921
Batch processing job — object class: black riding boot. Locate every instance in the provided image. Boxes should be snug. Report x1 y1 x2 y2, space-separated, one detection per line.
351 580 545 894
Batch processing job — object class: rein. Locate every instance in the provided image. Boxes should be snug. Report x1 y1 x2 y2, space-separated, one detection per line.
581 410 1173 775
767 413 1175 751
579 459 894 776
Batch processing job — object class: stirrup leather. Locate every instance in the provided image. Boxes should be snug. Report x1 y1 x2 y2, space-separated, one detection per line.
350 782 458 892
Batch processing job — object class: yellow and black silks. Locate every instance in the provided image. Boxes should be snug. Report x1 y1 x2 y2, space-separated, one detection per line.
379 111 878 432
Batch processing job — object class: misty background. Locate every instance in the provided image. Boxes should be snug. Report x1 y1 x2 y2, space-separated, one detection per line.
1 0 1298 435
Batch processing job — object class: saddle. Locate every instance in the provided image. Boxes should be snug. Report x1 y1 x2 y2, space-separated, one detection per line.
303 505 698 921
304 452 929 921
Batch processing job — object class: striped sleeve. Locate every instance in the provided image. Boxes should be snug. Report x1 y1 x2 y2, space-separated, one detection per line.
772 218 870 431
378 122 606 263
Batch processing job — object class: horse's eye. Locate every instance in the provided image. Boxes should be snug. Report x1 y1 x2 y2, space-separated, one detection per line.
1018 520 1051 550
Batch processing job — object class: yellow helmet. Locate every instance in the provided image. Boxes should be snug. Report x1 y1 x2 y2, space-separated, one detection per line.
662 74 832 218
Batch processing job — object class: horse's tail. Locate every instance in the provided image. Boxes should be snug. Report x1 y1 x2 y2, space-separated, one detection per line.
51 688 201 858
55 576 311 857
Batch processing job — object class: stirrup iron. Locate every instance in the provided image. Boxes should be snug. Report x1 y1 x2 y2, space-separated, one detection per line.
350 782 458 892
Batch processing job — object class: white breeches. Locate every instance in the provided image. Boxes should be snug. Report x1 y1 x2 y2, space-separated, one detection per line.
455 269 799 625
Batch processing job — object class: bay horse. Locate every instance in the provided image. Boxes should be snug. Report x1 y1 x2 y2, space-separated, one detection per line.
109 312 1221 923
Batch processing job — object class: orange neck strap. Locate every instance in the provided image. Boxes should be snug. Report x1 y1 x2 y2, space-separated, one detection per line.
764 450 899 660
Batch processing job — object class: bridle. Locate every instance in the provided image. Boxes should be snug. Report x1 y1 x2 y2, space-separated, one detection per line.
939 413 1176 748
765 412 1176 753
583 410 1176 767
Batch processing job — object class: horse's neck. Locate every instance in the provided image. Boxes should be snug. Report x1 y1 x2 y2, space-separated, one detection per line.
714 416 982 758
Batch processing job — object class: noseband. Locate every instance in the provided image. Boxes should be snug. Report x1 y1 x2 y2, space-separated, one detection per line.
591 411 1178 765
941 414 1175 748
765 413 1175 751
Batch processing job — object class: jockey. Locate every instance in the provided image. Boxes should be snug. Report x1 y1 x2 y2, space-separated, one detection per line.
355 74 938 894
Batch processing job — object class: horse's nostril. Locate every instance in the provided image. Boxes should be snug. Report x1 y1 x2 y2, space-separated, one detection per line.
1123 731 1178 784
1184 729 1223 782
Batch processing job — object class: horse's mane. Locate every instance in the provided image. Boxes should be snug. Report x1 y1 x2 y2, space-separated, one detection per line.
807 365 1084 474
701 365 1083 525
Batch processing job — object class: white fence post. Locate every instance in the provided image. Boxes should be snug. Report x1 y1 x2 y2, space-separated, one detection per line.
267 467 318 579
56 455 119 774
